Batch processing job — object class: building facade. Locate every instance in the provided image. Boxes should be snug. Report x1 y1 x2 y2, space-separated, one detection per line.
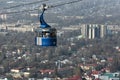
81 24 107 39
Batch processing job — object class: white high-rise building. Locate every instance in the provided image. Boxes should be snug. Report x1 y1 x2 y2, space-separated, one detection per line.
100 25 107 38
88 24 92 39
81 24 107 39
81 24 89 38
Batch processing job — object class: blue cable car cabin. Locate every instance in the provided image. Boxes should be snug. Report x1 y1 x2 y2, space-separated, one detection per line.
35 4 57 46
35 27 57 46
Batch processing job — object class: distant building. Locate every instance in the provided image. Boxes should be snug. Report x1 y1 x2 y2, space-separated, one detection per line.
81 24 107 39
7 26 34 32
100 25 107 38
88 24 93 39
99 72 120 80
107 25 120 35
81 24 89 38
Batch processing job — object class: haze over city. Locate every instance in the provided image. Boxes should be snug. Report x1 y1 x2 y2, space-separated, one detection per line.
0 0 120 80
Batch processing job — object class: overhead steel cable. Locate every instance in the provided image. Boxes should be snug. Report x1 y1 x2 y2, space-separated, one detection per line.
0 0 49 10
0 0 82 14
49 0 82 8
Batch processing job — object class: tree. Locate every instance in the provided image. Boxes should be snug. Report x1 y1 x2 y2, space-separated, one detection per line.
110 55 120 72
74 66 84 78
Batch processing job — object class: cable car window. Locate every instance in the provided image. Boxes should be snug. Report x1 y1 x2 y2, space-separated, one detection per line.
42 31 50 38
35 30 42 37
39 32 42 37
50 32 56 37
50 28 57 38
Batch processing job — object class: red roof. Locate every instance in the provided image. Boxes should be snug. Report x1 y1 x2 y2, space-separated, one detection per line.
40 69 54 73
107 57 113 62
79 63 97 67
92 70 100 75
66 75 82 80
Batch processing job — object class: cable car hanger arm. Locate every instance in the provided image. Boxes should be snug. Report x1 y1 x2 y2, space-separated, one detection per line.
39 4 51 28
